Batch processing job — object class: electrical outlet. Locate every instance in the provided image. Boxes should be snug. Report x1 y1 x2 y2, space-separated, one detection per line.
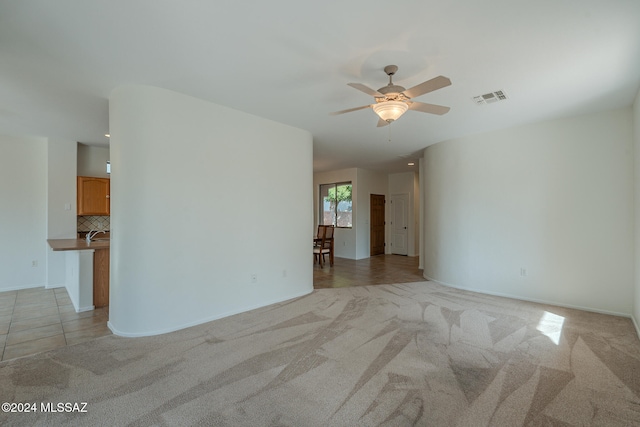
251 273 257 283
520 268 527 277
32 260 38 267
282 269 287 278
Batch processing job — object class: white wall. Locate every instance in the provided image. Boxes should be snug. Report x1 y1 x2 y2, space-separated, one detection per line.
389 171 419 256
108 85 313 336
46 139 78 288
77 144 109 178
423 108 634 316
0 135 47 291
633 89 640 328
355 168 388 259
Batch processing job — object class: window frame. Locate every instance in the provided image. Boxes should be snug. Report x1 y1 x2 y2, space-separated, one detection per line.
319 181 353 229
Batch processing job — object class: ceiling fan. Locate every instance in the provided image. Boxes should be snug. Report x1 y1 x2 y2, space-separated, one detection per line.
331 65 451 127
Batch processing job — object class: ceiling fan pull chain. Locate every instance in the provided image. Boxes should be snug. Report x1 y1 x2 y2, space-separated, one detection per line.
388 121 392 142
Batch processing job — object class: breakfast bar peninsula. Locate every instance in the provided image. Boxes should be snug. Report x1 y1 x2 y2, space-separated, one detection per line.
47 237 110 312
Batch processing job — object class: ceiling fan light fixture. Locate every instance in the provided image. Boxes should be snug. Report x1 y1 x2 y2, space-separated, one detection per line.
372 101 408 122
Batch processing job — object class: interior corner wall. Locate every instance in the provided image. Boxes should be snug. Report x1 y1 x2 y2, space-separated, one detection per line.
633 88 640 328
46 138 78 288
419 159 425 269
355 168 388 260
108 85 313 337
413 172 420 257
423 108 634 316
313 168 358 259
0 135 47 291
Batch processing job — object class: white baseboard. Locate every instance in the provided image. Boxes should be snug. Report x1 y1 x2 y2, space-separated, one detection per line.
425 275 631 319
108 288 314 338
0 283 44 293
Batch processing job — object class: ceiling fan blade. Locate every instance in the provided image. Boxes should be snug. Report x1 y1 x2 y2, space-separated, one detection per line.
402 76 451 99
329 105 372 115
377 118 389 127
407 101 450 115
347 83 383 97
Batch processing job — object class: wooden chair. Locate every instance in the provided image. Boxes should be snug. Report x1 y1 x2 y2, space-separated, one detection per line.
313 225 334 268
314 225 323 247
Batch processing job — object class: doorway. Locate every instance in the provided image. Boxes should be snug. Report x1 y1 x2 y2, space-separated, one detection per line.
370 194 385 256
390 194 408 255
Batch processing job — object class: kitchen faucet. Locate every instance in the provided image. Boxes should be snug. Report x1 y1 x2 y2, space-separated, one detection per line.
86 230 106 243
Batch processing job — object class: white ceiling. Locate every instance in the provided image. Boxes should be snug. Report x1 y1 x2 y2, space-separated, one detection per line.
1 1 639 173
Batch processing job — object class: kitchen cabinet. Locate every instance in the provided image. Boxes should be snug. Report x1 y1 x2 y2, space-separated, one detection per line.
77 176 110 215
93 248 110 308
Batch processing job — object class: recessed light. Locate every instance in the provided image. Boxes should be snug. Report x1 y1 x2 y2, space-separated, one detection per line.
105 134 110 138
407 162 415 166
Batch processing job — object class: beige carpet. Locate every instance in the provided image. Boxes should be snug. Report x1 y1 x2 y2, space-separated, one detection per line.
1 281 640 426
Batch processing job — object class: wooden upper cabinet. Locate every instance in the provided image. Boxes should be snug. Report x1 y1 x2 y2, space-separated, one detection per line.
77 176 110 215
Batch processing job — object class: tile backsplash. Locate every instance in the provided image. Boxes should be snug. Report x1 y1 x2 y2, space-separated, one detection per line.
78 215 110 232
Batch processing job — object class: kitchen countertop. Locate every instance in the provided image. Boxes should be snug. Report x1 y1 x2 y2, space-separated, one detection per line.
47 238 110 251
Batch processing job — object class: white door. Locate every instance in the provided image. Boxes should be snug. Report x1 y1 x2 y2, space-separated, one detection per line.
390 194 408 255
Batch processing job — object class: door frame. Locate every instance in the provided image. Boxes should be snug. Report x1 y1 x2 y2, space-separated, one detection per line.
370 194 385 256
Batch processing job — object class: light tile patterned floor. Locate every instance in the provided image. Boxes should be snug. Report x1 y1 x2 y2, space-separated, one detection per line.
0 287 111 361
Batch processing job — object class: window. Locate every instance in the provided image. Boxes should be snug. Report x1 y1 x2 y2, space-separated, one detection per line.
320 182 352 228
